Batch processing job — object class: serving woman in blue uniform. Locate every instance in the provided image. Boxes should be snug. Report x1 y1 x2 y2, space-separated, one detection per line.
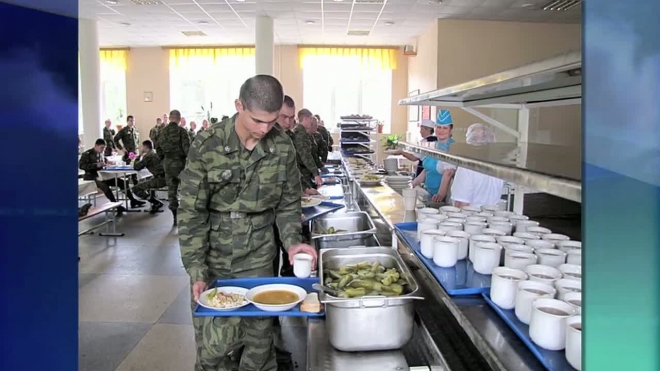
411 109 456 203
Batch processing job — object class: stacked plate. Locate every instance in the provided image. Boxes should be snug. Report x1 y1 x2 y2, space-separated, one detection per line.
385 175 412 194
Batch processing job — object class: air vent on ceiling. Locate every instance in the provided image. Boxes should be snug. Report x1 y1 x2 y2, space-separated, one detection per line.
355 0 385 3
182 31 207 37
542 0 581 11
347 30 370 36
131 0 160 5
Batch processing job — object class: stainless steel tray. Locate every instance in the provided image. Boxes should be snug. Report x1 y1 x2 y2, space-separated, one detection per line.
312 212 377 249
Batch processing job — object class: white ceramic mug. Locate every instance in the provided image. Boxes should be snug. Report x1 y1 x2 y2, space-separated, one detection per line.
482 228 506 238
507 214 529 222
447 212 468 219
515 220 540 233
504 243 535 255
403 195 417 211
563 292 582 315
565 315 582 370
525 239 555 251
293 253 313 278
494 210 514 218
527 226 552 236
439 205 460 215
427 214 449 223
473 242 503 275
489 221 513 235
464 222 487 236
525 264 562 285
420 229 446 259
535 248 567 268
490 267 527 310
558 264 581 281
513 232 541 243
566 249 582 265
529 298 577 350
476 211 494 218
514 280 557 324
438 222 462 232
555 278 582 301
460 206 481 215
447 218 467 224
505 251 538 271
417 220 439 240
543 233 571 243
447 230 471 260
418 207 440 218
481 205 499 213
487 216 509 224
468 235 496 263
466 216 487 223
496 236 525 248
433 236 460 268
558 240 582 253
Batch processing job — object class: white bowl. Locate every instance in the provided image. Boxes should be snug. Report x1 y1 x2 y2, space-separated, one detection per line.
198 286 250 311
246 284 307 312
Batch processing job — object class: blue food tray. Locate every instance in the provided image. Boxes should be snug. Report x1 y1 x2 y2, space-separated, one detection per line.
340 138 371 143
482 293 575 371
194 277 324 317
394 222 490 296
322 172 345 178
302 202 344 223
104 166 133 171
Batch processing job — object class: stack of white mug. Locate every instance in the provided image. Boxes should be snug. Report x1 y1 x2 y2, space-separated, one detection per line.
416 204 582 370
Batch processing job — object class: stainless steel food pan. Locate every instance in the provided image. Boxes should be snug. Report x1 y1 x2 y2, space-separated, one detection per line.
312 212 377 249
318 247 424 352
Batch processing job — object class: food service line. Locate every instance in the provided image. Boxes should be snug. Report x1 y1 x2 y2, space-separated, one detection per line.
345 161 545 371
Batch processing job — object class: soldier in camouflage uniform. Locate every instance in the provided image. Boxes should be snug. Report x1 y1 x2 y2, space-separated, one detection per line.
178 75 317 371
189 121 198 142
311 116 328 164
292 109 323 190
103 120 116 157
114 115 140 164
149 117 165 150
156 110 190 225
132 140 166 213
314 114 333 152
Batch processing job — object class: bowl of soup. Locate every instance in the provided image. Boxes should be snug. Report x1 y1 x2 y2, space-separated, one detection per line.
246 284 308 312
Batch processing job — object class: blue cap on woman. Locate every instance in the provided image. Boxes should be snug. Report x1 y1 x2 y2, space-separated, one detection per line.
436 109 453 126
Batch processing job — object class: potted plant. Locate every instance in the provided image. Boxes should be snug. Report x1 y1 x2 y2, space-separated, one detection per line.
382 134 403 151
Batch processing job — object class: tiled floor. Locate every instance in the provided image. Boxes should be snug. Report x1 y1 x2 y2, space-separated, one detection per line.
78 205 306 371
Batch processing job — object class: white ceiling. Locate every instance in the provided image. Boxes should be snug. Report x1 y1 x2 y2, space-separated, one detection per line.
79 0 581 47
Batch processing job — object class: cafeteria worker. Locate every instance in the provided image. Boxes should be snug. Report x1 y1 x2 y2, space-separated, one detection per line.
411 109 456 203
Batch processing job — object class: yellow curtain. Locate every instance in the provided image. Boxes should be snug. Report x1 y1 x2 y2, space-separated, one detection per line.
298 47 397 70
169 48 255 69
100 49 127 71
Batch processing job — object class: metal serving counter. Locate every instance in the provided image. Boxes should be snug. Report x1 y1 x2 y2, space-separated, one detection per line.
351 180 546 371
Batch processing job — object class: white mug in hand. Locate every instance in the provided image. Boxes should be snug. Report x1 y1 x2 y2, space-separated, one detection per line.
293 253 313 278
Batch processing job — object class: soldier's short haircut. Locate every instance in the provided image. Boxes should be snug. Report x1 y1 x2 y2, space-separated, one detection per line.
283 95 295 108
170 110 181 119
127 115 134 121
314 114 321 121
143 140 153 149
95 139 106 146
239 75 284 113
297 109 313 122
156 117 162 122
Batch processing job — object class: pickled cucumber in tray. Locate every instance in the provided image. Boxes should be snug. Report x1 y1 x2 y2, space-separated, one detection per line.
322 261 409 298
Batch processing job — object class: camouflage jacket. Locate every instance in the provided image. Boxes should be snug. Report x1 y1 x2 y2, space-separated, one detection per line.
134 149 165 178
312 132 327 165
188 129 196 143
178 115 303 280
114 126 139 153
318 125 333 149
78 148 104 181
103 127 116 149
292 125 320 181
156 122 190 161
149 125 162 150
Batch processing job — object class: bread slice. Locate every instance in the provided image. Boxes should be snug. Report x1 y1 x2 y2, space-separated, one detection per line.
300 292 321 313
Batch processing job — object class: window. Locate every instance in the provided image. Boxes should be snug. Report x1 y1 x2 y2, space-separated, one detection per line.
301 49 393 132
100 50 127 126
169 48 255 123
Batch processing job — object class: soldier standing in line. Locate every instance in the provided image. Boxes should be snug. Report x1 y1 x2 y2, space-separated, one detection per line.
103 119 116 157
156 110 190 225
199 119 209 133
189 121 197 142
131 140 166 214
311 116 329 164
315 114 333 153
149 117 165 150
178 75 317 371
292 109 323 190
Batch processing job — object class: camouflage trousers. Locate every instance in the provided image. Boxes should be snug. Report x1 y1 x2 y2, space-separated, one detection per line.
132 176 166 200
163 158 185 211
191 266 276 371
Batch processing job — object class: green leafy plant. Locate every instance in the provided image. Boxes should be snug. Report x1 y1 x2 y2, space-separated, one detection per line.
382 134 403 150
201 102 213 121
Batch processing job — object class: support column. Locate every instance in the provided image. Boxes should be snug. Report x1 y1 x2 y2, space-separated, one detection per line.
255 16 274 76
79 18 102 148
513 106 530 215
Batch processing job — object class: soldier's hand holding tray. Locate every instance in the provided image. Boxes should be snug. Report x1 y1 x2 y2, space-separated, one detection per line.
314 175 323 187
192 281 208 302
